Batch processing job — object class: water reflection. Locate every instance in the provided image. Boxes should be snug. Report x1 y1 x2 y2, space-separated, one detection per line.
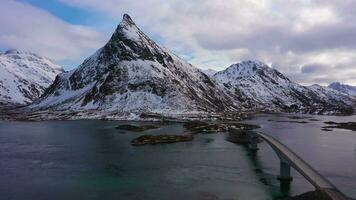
239 144 289 199
280 180 291 196
1 114 355 199
0 120 270 200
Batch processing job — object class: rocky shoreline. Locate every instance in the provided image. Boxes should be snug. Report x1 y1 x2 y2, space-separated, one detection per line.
0 108 255 122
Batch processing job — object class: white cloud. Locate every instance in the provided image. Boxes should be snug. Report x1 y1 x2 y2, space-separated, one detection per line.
294 7 339 31
57 0 356 85
0 0 105 64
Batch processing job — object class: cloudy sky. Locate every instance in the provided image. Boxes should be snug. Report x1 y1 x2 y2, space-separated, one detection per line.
1 0 356 86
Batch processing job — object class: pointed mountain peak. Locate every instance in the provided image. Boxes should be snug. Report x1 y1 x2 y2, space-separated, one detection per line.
119 14 137 29
100 13 166 63
109 13 142 43
122 14 134 24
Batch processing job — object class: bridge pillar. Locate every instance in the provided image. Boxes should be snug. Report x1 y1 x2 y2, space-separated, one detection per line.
250 135 258 151
278 161 293 181
249 132 259 151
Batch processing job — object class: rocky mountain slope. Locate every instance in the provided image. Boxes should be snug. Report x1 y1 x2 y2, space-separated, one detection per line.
0 50 63 108
328 82 356 96
30 14 237 116
213 60 355 115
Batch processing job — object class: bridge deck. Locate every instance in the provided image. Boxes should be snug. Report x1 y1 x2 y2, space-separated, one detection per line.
256 132 335 189
255 131 349 200
229 128 350 200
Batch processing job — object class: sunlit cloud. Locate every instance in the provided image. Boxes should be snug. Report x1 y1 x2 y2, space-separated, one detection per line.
0 0 105 67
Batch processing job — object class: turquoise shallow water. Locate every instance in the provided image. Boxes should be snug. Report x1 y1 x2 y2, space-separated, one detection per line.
0 114 355 199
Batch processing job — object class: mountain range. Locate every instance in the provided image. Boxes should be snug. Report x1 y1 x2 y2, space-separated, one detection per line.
1 14 355 119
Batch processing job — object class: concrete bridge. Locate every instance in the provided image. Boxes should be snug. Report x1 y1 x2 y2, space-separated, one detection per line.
229 128 350 200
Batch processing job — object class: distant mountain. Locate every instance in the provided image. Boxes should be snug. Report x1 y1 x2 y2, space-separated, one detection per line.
202 69 218 76
213 60 355 115
0 49 63 108
328 82 356 96
30 14 236 116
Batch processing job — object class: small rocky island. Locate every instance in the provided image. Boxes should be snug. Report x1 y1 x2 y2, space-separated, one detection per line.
131 134 194 146
226 123 261 144
183 120 227 134
116 124 160 132
124 121 261 146
183 120 260 134
322 121 356 131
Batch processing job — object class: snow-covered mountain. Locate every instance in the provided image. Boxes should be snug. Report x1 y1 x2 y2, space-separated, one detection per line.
31 14 236 115
202 69 218 76
0 50 63 107
213 60 355 114
328 82 356 96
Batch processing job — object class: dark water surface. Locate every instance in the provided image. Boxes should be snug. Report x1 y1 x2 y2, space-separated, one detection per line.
0 114 355 200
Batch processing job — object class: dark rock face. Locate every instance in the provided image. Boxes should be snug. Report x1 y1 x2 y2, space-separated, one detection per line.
32 14 237 115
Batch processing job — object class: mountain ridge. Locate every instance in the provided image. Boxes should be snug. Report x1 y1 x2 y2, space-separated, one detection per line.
328 82 356 96
213 60 355 115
